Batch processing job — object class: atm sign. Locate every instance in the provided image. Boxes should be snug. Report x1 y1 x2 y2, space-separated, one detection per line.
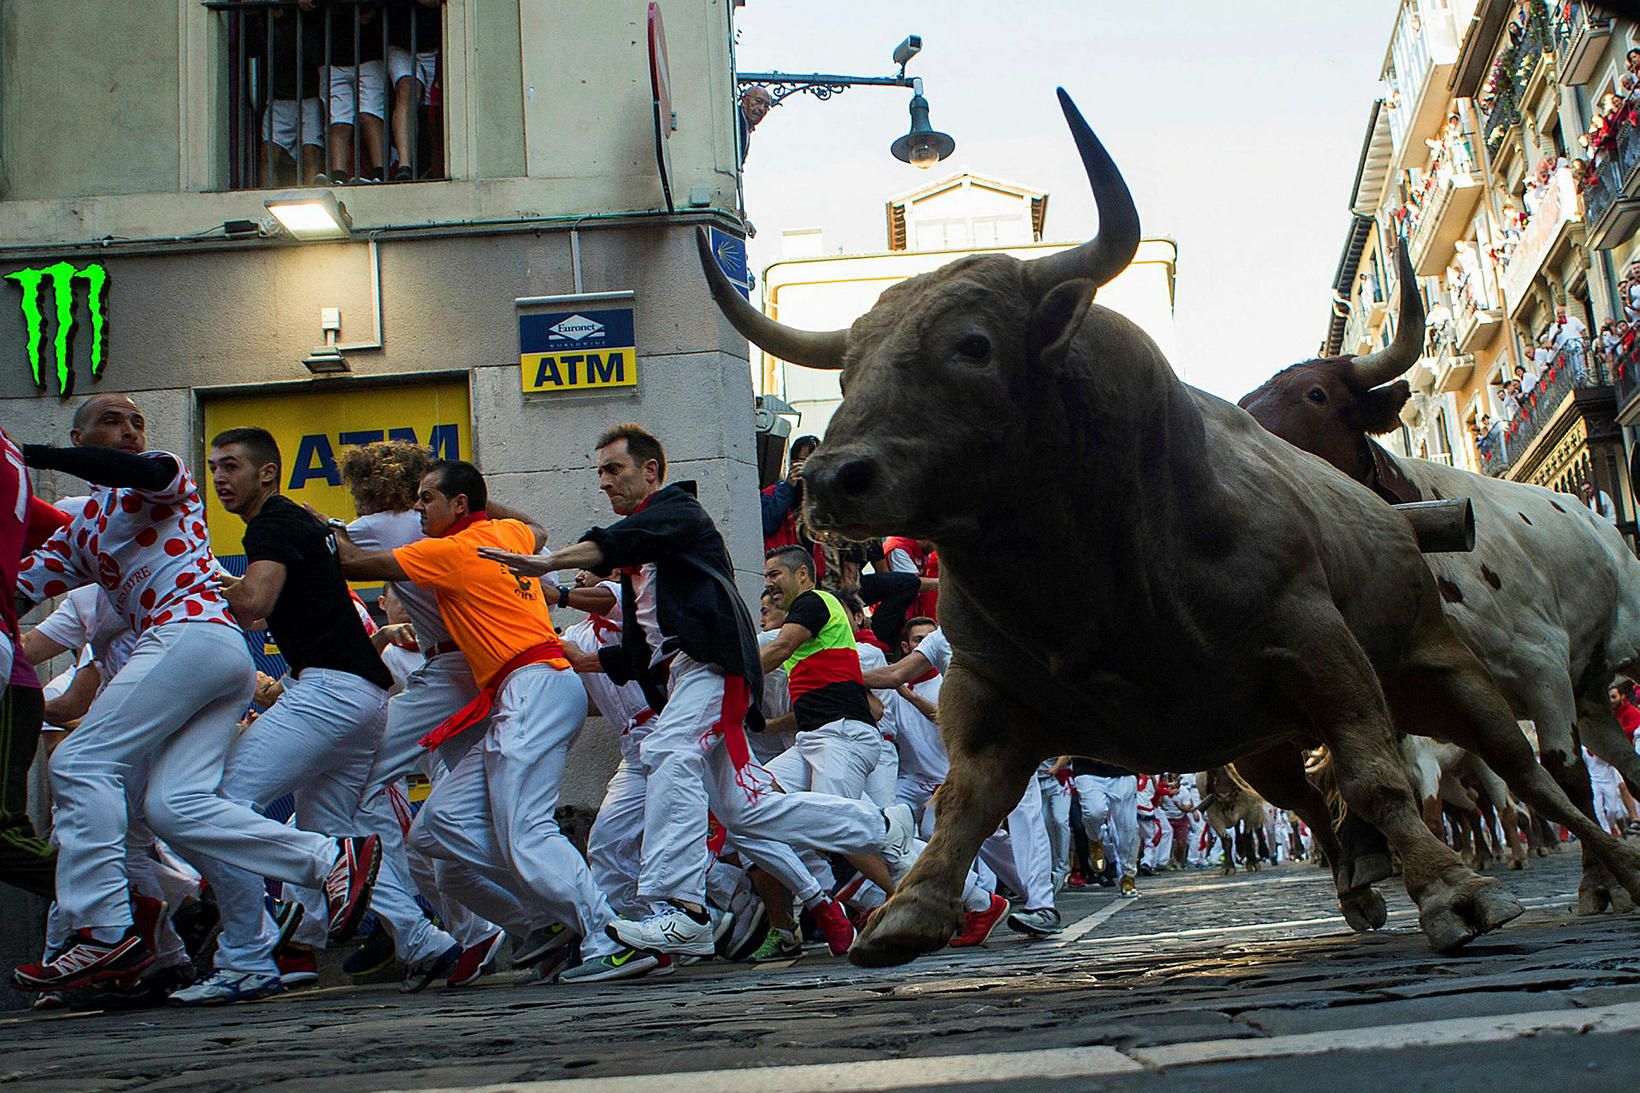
519 296 638 394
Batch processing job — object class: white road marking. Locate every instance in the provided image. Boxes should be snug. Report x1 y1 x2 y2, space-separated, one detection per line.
1051 895 1135 945
399 1001 1640 1092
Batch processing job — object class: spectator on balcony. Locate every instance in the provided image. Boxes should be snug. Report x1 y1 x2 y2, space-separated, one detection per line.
1517 360 1540 399
1499 379 1523 422
1581 481 1618 525
303 0 387 184
1600 319 1621 370
1553 305 1590 381
1473 414 1501 460
385 0 443 182
256 3 325 187
1627 48 1640 77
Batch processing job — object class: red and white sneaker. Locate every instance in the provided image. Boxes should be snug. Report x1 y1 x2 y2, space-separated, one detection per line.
276 949 319 987
13 927 155 992
813 899 856 957
949 894 1010 948
445 931 506 988
323 835 382 944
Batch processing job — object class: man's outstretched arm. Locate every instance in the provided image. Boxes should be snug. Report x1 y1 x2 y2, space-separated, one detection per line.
861 649 933 691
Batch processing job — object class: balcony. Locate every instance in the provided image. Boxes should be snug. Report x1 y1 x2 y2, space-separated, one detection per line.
1385 0 1461 174
1551 0 1613 86
1480 8 1555 161
1453 253 1504 352
1498 165 1582 317
1409 138 1484 276
1582 117 1640 250
1615 338 1640 423
1483 339 1609 477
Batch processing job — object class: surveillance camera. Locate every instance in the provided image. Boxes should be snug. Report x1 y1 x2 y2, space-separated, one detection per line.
893 35 922 68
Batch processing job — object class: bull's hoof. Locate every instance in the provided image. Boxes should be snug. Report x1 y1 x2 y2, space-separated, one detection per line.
1604 839 1640 908
1339 885 1386 932
1508 856 1527 872
847 884 960 968
1612 887 1637 915
1417 872 1523 954
1577 884 1613 916
1219 863 1234 877
1346 853 1393 891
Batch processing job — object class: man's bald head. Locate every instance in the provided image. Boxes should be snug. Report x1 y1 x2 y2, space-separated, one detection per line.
71 394 146 453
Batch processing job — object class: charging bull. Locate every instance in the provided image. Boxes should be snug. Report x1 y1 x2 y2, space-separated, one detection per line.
1240 251 1640 914
696 90 1640 964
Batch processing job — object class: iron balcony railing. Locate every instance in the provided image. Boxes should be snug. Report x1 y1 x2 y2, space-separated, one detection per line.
203 0 444 190
1582 107 1640 228
1612 334 1640 416
1481 337 1608 477
1550 0 1612 66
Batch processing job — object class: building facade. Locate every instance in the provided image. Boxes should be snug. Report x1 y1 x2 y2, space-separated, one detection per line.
1325 0 1638 545
755 171 1179 439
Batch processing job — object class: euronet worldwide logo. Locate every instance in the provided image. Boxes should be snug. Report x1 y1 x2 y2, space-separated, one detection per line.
548 314 605 342
4 261 109 396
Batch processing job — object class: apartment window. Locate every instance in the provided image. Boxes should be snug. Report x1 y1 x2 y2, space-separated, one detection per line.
206 1 447 190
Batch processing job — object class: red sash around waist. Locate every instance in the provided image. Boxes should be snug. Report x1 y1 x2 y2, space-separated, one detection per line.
419 641 565 749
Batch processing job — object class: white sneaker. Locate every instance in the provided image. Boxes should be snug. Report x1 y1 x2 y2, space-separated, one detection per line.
169 969 285 1006
606 905 715 957
880 804 918 883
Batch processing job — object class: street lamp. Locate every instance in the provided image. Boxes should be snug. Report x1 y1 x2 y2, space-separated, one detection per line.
737 33 956 167
264 190 353 241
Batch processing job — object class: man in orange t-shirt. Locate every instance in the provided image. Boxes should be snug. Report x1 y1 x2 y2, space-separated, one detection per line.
335 458 637 979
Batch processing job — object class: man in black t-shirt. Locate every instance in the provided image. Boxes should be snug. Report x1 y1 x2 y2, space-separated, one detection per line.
173 428 456 1005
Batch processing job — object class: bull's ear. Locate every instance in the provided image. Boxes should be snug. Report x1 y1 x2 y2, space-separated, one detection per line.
1030 279 1096 362
1358 380 1412 435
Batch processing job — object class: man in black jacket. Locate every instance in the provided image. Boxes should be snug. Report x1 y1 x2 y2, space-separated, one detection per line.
480 423 918 960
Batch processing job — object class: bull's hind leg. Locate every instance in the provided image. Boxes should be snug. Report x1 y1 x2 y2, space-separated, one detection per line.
850 665 1041 967
1235 744 1387 930
1386 632 1640 915
1282 619 1521 953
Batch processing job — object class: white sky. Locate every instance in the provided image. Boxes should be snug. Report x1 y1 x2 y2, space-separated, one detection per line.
733 0 1402 401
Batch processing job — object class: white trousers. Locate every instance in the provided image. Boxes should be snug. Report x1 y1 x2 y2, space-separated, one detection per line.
410 664 617 956
864 734 900 809
1073 774 1139 879
50 622 336 932
637 655 885 909
1038 774 1072 878
1139 811 1172 870
348 652 475 962
587 757 648 917
766 718 882 799
199 667 387 976
977 783 1054 912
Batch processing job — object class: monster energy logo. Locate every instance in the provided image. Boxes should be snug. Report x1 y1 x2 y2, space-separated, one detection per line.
4 261 108 396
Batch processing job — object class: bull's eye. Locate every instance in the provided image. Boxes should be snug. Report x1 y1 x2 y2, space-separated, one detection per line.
1306 388 1328 404
955 334 992 362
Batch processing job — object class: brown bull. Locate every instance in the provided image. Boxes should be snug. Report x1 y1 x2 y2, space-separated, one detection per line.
1239 249 1640 915
696 90 1640 965
1201 767 1268 875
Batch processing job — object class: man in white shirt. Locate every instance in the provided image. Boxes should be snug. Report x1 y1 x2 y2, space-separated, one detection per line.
1580 481 1619 524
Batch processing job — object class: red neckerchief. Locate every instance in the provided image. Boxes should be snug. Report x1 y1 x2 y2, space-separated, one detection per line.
855 629 890 653
909 665 939 685
588 614 621 643
437 510 491 538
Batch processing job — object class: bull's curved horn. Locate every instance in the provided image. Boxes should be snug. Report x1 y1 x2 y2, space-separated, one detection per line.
1349 243 1423 389
1023 89 1141 298
694 228 848 370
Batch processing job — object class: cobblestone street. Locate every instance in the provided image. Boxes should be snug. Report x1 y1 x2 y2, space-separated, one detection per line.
4 849 1637 1092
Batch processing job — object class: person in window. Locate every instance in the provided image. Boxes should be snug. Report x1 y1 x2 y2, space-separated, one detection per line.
1580 480 1618 525
737 85 773 165
302 0 387 183
256 3 325 187
386 0 443 181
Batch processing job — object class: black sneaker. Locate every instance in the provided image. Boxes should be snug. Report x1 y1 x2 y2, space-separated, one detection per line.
342 926 395 977
400 942 462 994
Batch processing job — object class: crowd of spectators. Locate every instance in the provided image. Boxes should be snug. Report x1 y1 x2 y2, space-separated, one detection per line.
249 0 445 188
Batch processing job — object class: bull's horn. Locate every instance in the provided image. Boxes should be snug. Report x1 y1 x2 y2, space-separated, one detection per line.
694 228 848 370
1349 243 1423 389
1024 89 1141 298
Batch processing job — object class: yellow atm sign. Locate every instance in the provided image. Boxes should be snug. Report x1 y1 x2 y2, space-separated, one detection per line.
519 290 637 394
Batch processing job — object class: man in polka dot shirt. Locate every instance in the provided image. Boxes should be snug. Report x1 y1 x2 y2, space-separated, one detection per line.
10 394 382 994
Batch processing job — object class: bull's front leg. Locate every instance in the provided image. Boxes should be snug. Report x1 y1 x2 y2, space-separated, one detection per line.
850 665 1041 968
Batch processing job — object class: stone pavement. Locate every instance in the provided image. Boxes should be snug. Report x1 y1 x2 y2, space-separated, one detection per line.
3 849 1638 1092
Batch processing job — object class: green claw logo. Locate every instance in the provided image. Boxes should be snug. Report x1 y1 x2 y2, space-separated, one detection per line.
4 261 108 396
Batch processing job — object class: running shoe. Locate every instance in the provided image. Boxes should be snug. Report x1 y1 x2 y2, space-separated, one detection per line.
1119 876 1139 898
323 835 382 943
172 889 221 964
29 991 66 1011
949 894 1010 948
269 897 304 959
401 942 462 994
556 947 659 984
169 969 285 1006
812 899 856 956
276 950 319 987
1006 907 1064 936
722 898 767 962
514 923 570 968
746 927 804 964
13 927 155 992
607 905 715 957
446 931 506 988
342 928 395 976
